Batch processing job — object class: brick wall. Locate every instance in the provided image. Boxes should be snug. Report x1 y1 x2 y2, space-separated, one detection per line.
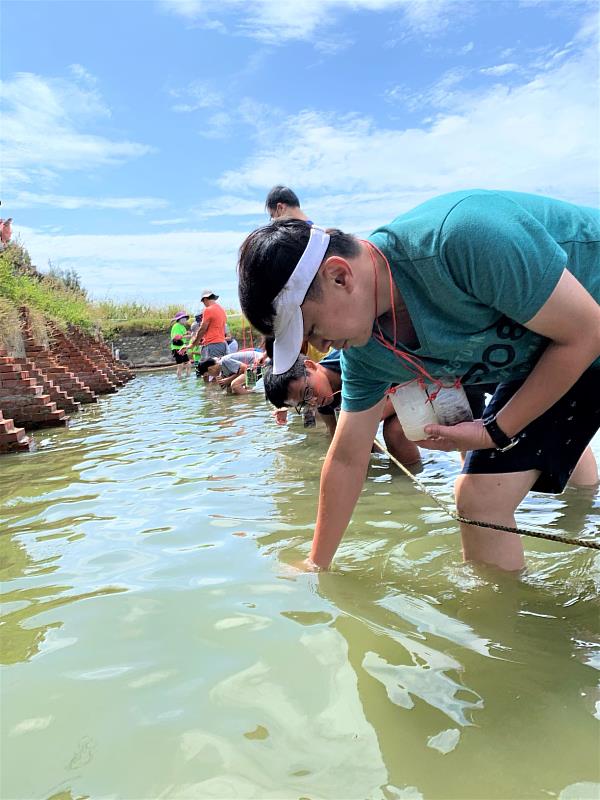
0 310 135 453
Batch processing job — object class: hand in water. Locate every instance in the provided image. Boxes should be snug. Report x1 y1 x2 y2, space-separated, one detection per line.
415 419 494 452
271 408 288 426
281 558 324 574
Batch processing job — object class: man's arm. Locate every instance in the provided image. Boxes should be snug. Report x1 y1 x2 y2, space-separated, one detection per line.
318 412 337 439
309 399 385 569
188 319 209 349
422 270 600 451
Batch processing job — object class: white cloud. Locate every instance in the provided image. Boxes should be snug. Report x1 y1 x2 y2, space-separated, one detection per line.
0 71 153 187
170 79 223 112
314 33 355 56
199 111 233 139
69 63 97 85
159 0 461 43
14 225 245 306
192 195 265 218
385 67 469 111
150 217 190 225
7 192 167 212
480 63 519 76
216 17 599 218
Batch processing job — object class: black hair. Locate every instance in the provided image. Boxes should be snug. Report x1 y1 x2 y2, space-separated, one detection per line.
263 355 307 409
197 358 217 376
237 218 359 335
265 185 300 212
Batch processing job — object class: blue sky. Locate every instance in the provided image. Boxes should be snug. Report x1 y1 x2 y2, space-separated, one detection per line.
2 0 598 309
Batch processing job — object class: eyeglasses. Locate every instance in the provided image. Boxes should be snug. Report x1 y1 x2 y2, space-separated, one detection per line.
292 370 315 414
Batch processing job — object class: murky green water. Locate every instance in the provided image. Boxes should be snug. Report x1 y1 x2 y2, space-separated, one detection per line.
1 371 599 800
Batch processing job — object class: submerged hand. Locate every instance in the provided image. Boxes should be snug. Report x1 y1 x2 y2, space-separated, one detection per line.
271 408 288 425
282 558 326 574
415 419 494 452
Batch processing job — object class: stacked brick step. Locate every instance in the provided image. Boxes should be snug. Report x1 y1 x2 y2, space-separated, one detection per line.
70 328 126 387
0 409 31 453
15 358 82 413
48 325 118 395
76 330 135 383
20 325 97 405
0 354 69 430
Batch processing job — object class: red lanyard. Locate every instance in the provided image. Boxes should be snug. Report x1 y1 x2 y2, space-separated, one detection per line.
366 240 460 399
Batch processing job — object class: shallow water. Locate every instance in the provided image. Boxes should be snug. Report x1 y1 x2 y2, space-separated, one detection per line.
1 371 599 800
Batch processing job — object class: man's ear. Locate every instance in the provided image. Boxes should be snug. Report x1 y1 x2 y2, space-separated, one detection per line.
321 256 353 289
304 359 318 374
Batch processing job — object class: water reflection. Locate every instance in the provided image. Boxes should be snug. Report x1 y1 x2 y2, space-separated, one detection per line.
0 372 598 800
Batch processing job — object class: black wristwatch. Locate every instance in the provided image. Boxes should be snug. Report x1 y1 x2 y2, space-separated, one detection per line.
482 414 520 452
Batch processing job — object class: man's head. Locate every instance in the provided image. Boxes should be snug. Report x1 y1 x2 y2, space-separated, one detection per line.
196 358 221 378
265 185 304 220
263 355 336 411
201 290 219 306
238 219 371 374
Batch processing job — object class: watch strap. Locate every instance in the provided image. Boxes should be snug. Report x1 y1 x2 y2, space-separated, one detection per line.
482 414 519 452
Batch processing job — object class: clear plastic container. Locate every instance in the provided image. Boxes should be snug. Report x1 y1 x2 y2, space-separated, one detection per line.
388 381 438 441
431 384 473 426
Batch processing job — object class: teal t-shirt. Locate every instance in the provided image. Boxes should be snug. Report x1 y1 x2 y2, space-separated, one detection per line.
342 190 600 412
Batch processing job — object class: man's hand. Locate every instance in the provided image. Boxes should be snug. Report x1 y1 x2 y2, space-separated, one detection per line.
283 558 325 574
415 419 494 452
271 408 288 425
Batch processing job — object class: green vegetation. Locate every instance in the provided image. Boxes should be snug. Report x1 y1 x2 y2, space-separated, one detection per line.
0 241 258 342
96 300 184 338
0 242 99 332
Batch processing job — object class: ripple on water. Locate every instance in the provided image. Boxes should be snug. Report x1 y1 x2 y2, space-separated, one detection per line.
0 372 598 800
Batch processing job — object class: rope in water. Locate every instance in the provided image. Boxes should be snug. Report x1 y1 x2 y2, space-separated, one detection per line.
373 438 600 551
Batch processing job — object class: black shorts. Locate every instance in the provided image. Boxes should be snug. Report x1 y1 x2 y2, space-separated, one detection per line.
463 366 600 494
172 350 189 364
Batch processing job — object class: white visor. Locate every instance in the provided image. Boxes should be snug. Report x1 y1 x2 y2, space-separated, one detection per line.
272 225 330 374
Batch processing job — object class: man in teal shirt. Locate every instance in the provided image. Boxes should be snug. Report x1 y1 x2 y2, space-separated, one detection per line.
238 191 600 572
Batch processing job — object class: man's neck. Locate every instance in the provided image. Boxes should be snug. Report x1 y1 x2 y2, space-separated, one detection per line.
367 242 418 349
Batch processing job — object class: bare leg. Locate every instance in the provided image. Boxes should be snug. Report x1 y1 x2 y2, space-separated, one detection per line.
230 373 252 394
568 446 598 487
382 415 421 467
454 469 540 571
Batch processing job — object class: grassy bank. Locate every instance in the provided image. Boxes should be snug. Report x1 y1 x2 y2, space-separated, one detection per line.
0 241 257 344
0 242 99 332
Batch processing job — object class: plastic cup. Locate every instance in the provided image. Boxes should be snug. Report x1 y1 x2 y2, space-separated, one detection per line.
388 382 438 441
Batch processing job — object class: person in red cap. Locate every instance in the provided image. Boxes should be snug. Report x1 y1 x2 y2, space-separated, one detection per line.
185 291 227 379
170 311 191 378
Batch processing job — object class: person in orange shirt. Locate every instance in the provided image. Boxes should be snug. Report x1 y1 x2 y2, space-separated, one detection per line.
186 290 228 366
